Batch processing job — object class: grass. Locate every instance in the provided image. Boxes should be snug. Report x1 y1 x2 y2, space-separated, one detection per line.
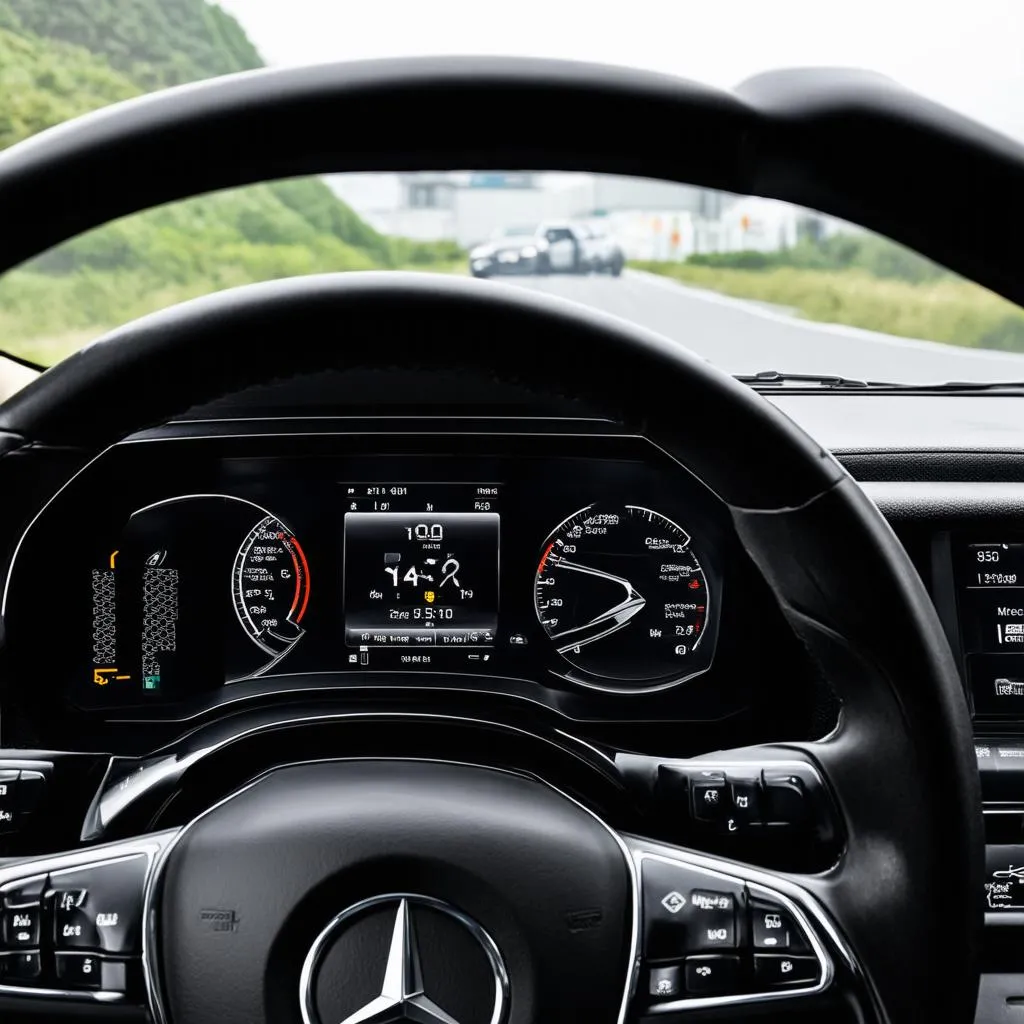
0 262 467 366
633 261 1024 353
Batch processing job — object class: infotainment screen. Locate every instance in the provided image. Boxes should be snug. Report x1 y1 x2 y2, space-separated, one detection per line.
956 541 1024 715
342 484 499 664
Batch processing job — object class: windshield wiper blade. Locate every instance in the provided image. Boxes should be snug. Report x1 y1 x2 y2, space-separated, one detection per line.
903 379 1024 392
0 348 44 372
734 370 896 389
737 370 1024 393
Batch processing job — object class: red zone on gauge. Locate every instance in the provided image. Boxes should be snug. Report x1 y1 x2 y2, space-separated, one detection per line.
232 515 311 658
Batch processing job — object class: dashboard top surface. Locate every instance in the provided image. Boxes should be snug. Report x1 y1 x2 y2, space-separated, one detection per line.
769 393 1024 453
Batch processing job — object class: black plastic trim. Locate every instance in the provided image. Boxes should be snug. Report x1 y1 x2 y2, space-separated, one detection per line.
0 59 1020 309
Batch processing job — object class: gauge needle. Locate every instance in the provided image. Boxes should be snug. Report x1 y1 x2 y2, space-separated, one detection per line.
547 558 646 653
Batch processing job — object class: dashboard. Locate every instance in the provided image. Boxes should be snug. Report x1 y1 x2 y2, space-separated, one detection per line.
0 425 818 753
9 393 1024 757
1 394 1023 1021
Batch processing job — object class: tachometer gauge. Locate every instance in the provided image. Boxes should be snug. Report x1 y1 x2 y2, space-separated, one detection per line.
535 504 709 689
232 514 311 665
86 495 313 702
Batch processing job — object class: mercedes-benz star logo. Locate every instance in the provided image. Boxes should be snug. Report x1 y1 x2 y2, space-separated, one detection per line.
340 899 461 1024
300 894 508 1024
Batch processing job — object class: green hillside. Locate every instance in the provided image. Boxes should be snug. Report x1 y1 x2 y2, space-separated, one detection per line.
0 0 261 88
0 24 141 147
0 1 457 366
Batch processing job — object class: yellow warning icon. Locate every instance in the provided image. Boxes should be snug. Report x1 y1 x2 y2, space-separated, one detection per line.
424 590 435 604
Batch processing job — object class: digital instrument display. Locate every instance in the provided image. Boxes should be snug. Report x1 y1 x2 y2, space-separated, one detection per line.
957 541 1024 715
342 484 500 661
3 442 731 718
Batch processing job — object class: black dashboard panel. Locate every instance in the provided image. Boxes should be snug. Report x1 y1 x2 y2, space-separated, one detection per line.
0 426 818 751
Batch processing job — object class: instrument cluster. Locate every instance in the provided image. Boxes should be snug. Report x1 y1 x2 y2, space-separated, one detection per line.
0 428 781 730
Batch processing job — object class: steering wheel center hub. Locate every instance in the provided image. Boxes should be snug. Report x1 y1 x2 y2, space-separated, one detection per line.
152 760 633 1024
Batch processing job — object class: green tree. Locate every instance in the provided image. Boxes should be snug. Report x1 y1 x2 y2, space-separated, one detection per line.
0 0 261 88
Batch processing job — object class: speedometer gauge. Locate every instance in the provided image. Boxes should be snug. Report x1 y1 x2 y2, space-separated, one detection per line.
534 504 709 689
232 515 311 664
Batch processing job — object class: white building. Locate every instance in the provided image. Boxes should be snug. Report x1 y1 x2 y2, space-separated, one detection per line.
327 171 819 258
328 171 593 247
591 176 724 220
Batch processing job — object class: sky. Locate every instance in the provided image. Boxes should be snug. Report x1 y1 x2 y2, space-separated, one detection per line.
218 0 1024 143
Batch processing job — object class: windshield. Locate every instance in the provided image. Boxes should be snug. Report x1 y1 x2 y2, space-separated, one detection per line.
0 0 1023 397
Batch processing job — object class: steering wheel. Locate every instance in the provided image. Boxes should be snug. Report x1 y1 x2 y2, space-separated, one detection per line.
0 59 982 1024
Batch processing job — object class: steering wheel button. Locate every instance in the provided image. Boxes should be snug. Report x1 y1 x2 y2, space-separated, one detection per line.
688 890 736 949
750 899 808 952
762 771 809 826
642 859 744 958
642 859 695 956
49 855 146 955
684 954 741 995
753 954 820 988
0 804 16 835
729 778 762 824
0 950 42 984
692 780 728 822
55 952 103 990
2 906 40 947
55 904 98 949
648 964 684 999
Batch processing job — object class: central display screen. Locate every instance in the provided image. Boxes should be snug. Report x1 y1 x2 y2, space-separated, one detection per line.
343 484 500 654
957 540 1024 715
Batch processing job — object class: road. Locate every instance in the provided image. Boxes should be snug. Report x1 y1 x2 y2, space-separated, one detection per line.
502 270 1024 384
4 267 1024 401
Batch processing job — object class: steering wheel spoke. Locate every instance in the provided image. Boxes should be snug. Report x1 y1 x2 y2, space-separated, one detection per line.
619 832 859 1017
0 830 176 1013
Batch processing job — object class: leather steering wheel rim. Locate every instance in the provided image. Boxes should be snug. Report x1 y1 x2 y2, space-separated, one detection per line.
0 270 982 1023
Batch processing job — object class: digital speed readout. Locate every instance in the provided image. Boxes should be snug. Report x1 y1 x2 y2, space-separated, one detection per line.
344 511 499 648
